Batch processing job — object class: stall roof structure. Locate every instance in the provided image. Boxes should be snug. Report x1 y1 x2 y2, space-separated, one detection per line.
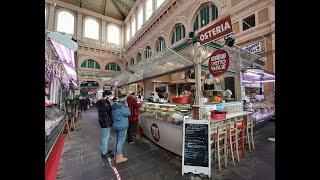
107 40 263 87
107 47 194 87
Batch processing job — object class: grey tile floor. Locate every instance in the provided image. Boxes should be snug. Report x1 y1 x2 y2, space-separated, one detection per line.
56 108 275 180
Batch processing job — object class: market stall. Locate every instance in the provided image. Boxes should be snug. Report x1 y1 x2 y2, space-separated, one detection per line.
45 32 78 162
242 68 275 123
106 14 269 156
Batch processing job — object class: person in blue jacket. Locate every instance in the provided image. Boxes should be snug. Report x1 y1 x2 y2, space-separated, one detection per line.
112 98 131 164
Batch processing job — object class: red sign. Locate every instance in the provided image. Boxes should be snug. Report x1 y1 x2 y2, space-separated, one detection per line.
151 123 160 142
198 16 233 45
208 49 230 77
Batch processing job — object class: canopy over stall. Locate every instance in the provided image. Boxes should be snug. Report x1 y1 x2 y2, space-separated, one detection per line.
48 32 78 86
106 48 194 87
242 68 275 83
200 42 262 73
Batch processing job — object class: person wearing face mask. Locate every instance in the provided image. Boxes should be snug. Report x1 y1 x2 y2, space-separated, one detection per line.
96 90 114 159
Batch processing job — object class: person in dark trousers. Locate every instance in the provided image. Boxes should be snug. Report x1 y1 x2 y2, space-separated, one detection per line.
112 98 131 164
96 90 114 159
127 94 142 144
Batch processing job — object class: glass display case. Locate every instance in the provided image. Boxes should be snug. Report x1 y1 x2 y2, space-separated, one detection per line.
45 105 66 162
244 100 274 123
140 102 191 126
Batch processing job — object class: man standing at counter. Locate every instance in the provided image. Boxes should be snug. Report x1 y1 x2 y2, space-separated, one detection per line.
127 94 142 144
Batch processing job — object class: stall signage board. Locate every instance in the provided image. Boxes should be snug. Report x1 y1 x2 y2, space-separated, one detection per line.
182 119 211 178
208 49 230 77
242 42 262 54
198 16 233 45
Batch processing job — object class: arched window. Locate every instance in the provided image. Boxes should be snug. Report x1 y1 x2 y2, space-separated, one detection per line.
146 0 153 21
131 15 136 37
193 3 218 31
136 53 142 63
125 62 129 70
107 24 120 45
156 37 166 52
130 58 135 66
105 63 121 71
145 46 152 59
156 0 165 9
81 59 100 69
84 18 100 40
171 24 186 45
57 11 75 34
126 24 130 42
137 6 143 30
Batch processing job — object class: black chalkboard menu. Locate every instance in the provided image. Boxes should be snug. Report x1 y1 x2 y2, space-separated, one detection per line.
183 123 209 167
224 77 235 98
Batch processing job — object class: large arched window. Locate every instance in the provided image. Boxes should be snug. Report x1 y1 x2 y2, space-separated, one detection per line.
84 18 100 40
145 46 152 59
171 24 186 45
107 24 120 45
156 0 165 9
193 3 218 31
126 24 130 42
105 63 121 71
57 11 75 34
156 37 166 52
136 53 142 63
146 0 153 21
131 15 136 37
81 59 101 69
130 58 135 66
137 6 143 30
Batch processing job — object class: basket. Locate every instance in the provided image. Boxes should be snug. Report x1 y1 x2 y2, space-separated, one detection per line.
172 96 189 104
211 110 227 120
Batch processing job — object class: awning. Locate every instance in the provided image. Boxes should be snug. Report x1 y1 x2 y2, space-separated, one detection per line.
242 68 275 83
200 43 262 73
106 48 193 87
48 32 78 86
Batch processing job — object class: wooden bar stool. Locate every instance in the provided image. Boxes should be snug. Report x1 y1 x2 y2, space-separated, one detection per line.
246 116 255 151
235 118 246 159
227 121 240 166
211 124 228 172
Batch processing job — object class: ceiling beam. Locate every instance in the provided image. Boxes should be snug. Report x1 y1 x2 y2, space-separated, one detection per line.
79 0 85 8
115 0 132 13
103 0 107 15
111 0 126 19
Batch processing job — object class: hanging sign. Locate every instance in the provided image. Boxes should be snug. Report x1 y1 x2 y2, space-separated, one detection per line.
198 16 233 45
208 49 230 77
182 119 211 178
242 42 262 54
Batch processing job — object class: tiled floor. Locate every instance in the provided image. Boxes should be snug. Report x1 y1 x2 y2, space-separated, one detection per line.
56 108 275 180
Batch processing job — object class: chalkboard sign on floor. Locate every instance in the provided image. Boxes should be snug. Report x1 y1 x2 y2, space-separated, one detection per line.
182 119 211 178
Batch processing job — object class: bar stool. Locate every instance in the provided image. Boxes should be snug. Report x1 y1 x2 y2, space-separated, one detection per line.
235 118 246 159
246 116 255 151
227 121 240 165
211 124 228 172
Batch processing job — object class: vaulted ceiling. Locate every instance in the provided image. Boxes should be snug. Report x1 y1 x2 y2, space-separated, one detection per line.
59 0 136 20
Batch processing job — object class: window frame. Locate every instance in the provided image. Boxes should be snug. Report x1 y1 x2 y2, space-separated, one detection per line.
242 14 256 31
107 24 120 45
83 17 100 40
56 9 75 35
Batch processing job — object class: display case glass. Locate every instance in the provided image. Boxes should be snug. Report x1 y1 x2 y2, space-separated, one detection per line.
140 102 191 126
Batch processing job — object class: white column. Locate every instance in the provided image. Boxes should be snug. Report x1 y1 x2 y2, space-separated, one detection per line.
76 12 83 40
194 43 202 106
101 20 106 47
47 3 56 31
